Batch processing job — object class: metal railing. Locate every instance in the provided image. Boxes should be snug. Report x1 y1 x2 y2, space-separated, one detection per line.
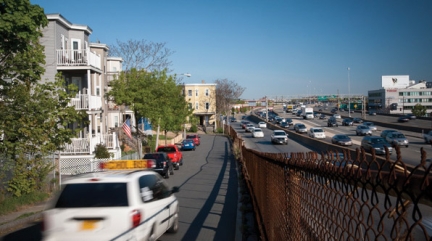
227 124 432 240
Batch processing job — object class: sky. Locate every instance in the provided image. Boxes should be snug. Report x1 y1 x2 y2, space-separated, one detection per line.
31 0 432 100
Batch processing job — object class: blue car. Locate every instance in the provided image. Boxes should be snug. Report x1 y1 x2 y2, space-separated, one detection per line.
181 139 196 151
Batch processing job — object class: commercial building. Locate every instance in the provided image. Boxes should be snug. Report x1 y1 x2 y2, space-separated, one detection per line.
368 75 432 116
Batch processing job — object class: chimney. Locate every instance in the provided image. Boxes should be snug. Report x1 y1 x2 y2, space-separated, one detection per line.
202 80 205 83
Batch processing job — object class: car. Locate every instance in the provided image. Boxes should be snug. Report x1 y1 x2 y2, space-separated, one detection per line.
361 136 393 155
258 122 267 128
180 139 196 151
284 118 294 126
296 110 302 117
363 122 377 131
156 145 183 170
333 114 341 119
186 134 201 146
241 121 250 129
319 114 327 119
308 127 326 139
252 128 264 138
331 134 353 146
241 115 247 119
356 125 372 136
341 118 353 126
143 152 175 178
245 124 255 132
270 130 288 145
385 132 409 148
279 121 289 128
327 116 338 127
406 114 416 119
274 116 283 124
331 109 338 114
293 123 307 133
380 129 398 138
369 111 377 116
230 117 237 122
43 167 180 241
397 116 410 123
353 118 363 123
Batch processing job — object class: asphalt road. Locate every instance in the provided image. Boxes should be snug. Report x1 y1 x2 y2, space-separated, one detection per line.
1 134 240 241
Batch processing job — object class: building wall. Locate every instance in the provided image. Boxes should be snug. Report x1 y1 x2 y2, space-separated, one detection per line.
183 83 217 125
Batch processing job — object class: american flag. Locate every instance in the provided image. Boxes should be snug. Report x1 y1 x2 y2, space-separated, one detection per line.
122 121 132 139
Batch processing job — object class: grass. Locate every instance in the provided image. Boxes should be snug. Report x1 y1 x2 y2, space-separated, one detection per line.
0 191 51 216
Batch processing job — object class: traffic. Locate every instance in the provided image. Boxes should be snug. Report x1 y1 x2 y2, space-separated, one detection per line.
234 104 432 167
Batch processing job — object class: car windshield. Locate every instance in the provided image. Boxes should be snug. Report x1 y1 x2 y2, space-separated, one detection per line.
394 134 405 138
298 124 306 128
336 135 349 139
313 129 323 133
371 138 386 144
157 147 176 152
254 129 262 132
359 126 368 129
274 131 286 136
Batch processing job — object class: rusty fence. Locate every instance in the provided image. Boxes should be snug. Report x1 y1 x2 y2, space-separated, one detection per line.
227 125 432 241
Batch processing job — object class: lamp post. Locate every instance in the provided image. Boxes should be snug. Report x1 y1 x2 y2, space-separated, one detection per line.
180 73 191 139
348 67 351 117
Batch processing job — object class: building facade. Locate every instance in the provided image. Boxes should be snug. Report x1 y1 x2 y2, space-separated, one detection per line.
183 81 217 126
39 14 123 159
368 75 432 116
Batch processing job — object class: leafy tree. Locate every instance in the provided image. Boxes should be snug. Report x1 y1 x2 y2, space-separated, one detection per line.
108 39 174 72
412 104 426 117
215 79 246 115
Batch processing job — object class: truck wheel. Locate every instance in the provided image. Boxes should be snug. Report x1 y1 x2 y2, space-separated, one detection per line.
165 170 170 179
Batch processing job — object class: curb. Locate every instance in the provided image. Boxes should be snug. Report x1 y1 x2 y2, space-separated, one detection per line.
0 212 43 237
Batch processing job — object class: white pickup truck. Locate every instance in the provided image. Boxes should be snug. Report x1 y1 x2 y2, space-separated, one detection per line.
424 130 432 144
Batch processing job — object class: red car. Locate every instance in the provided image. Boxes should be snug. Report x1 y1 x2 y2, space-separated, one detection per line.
156 145 183 170
186 134 200 146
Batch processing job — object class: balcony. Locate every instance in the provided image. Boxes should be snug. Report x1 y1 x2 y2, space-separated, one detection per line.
56 49 101 70
70 93 102 110
60 133 118 155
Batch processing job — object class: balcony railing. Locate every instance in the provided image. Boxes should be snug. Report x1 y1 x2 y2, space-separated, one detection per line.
69 94 102 110
60 133 118 155
56 49 101 69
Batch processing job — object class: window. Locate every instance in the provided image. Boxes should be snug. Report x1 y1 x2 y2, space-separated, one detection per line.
195 89 199 96
205 102 209 110
188 103 192 109
188 90 192 96
205 89 209 96
195 102 199 110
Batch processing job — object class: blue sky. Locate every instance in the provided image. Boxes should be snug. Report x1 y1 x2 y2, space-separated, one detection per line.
31 0 432 100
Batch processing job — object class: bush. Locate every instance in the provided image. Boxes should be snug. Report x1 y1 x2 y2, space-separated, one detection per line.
216 127 224 133
94 144 110 158
189 124 198 133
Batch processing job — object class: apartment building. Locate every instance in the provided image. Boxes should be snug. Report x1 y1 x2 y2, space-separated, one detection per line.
39 14 123 159
183 81 217 126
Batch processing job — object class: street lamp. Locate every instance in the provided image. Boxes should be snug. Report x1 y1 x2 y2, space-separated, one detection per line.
180 73 191 139
348 67 351 117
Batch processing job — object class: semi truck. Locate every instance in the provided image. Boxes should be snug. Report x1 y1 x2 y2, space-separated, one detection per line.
301 107 314 119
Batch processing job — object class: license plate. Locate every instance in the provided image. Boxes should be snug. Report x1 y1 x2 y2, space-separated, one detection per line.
81 220 98 230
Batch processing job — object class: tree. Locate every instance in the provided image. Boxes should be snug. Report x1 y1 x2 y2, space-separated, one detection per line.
412 104 426 117
106 69 191 143
214 79 246 115
108 39 174 72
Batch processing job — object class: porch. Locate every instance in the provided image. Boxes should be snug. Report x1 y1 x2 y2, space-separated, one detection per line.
56 49 101 69
69 93 102 110
60 133 118 155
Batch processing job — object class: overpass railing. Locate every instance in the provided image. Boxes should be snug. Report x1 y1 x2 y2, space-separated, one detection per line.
227 124 432 241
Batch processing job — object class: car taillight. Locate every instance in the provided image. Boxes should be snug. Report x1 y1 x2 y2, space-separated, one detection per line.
131 209 141 228
163 161 166 167
147 160 156 168
99 162 106 169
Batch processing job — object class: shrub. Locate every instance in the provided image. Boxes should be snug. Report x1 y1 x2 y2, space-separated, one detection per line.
94 144 110 158
189 124 198 133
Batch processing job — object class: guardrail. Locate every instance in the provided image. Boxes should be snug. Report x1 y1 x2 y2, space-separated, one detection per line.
226 123 432 240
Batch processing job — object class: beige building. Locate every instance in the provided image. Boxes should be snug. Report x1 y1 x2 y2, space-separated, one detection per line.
183 81 217 126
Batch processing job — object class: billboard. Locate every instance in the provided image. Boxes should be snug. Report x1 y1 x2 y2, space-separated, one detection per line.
382 75 409 89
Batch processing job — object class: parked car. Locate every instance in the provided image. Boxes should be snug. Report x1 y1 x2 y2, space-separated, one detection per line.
380 129 398 138
142 152 174 178
341 118 353 126
397 116 410 123
361 136 393 155
180 139 196 151
331 134 353 146
308 127 326 139
252 128 265 138
363 122 377 131
385 132 409 148
156 145 183 170
230 117 237 122
327 116 338 127
270 130 288 145
353 118 363 123
356 125 372 136
294 123 307 133
42 168 180 241
186 134 201 146
258 122 267 128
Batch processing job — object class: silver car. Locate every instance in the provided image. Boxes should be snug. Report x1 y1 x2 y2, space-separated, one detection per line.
363 122 377 131
356 125 372 136
294 123 307 133
385 132 409 148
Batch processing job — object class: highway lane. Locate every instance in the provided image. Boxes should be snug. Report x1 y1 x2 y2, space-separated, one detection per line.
240 108 432 167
